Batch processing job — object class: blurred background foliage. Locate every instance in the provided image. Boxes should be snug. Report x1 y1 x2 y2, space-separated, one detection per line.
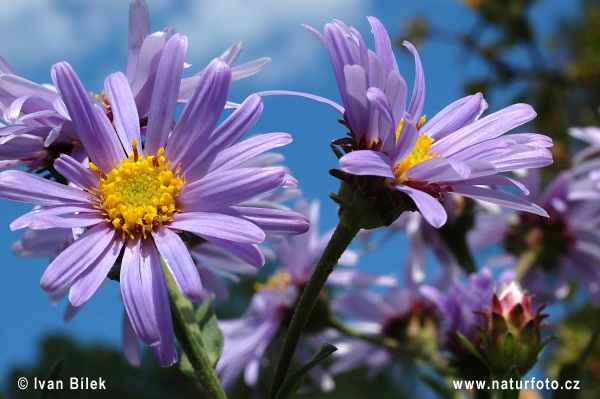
401 0 600 174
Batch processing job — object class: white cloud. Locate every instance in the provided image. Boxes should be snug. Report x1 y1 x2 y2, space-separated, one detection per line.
0 0 369 85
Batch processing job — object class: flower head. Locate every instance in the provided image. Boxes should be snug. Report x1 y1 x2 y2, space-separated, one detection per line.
478 281 552 377
421 268 495 379
308 17 553 229
0 0 269 173
471 169 600 305
0 35 307 366
217 199 357 390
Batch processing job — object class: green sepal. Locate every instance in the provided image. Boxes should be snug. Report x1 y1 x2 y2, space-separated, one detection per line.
456 332 490 369
330 143 344 159
495 367 521 399
275 343 337 399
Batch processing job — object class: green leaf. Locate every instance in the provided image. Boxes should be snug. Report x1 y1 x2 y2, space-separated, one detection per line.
456 332 490 369
275 343 337 399
195 295 224 367
41 359 63 399
178 353 195 379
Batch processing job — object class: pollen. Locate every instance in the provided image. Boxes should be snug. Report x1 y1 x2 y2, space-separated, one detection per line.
90 90 111 113
254 269 292 292
90 141 184 239
393 133 438 183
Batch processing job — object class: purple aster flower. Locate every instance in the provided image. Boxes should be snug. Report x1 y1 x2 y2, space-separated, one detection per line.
216 199 358 390
421 268 495 379
328 277 438 380
0 0 269 172
0 33 307 366
306 17 552 228
470 169 600 305
568 125 600 200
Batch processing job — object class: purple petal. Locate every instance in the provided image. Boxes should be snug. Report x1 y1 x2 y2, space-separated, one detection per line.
144 34 188 155
208 133 292 174
302 23 326 46
256 90 343 114
0 74 58 107
126 0 151 83
451 184 549 217
343 65 370 136
0 55 16 74
121 237 161 346
169 211 265 244
28 212 106 230
393 185 447 227
104 72 141 154
51 62 125 172
368 17 399 79
0 170 93 206
69 236 125 306
153 225 203 301
218 41 242 65
432 103 537 156
491 148 553 172
178 167 286 212
184 94 263 179
54 154 99 190
133 238 178 367
165 59 231 169
324 22 357 108
231 57 271 81
406 157 471 182
366 86 395 132
122 310 141 367
385 71 408 128
40 223 115 293
404 41 425 119
339 150 395 179
219 206 310 235
422 94 487 140
202 237 264 267
391 114 419 165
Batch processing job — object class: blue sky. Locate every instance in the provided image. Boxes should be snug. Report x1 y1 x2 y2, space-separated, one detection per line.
0 0 580 389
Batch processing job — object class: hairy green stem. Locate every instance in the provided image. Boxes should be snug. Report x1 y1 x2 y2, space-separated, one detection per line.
515 248 539 281
168 286 228 399
269 222 360 399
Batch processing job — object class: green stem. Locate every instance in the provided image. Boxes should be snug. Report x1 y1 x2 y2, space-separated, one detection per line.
168 287 228 399
268 222 360 399
515 248 539 281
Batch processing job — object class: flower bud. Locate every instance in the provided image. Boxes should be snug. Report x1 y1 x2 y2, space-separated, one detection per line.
478 282 553 377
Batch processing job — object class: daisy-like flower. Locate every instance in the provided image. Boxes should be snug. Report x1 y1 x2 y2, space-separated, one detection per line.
0 33 308 366
216 199 358 390
421 268 496 380
0 0 269 172
306 17 552 228
568 125 600 200
470 169 600 305
328 277 438 380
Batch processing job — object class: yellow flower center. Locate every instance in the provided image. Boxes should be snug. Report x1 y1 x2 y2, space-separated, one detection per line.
393 133 438 183
90 90 111 113
254 269 292 291
90 140 185 239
